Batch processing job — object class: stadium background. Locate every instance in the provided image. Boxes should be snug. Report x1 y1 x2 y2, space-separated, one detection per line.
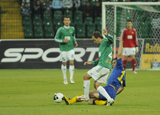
0 1 160 115
0 0 160 69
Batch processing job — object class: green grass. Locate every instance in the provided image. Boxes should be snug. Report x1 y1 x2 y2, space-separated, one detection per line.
0 69 160 115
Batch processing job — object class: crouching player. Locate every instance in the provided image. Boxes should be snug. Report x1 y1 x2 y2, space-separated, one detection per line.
63 37 126 106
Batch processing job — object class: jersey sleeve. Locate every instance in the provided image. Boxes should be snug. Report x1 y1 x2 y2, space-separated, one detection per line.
134 30 138 46
92 60 99 66
121 29 125 41
105 33 113 44
55 28 63 43
116 58 123 69
122 80 126 87
72 27 77 43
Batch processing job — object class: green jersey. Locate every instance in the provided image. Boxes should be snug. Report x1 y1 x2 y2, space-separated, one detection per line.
55 26 77 51
92 34 113 70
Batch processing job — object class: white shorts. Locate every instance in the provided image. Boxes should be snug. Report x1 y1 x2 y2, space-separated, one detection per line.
60 49 75 62
87 65 110 84
123 48 136 56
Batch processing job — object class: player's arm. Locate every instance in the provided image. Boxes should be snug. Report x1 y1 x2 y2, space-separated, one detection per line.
91 59 99 66
121 29 125 42
134 30 139 53
84 59 99 66
116 78 126 95
134 30 138 47
72 28 78 47
117 37 123 59
116 85 124 95
103 29 113 44
55 28 68 43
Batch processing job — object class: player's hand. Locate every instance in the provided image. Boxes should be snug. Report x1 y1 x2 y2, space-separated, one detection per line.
117 37 123 42
136 47 139 53
103 29 108 36
63 38 69 43
75 43 78 47
84 62 92 65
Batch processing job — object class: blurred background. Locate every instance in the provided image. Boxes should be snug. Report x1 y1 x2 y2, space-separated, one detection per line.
1 0 160 39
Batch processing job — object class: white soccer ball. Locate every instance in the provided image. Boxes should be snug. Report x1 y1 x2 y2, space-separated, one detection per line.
53 93 64 103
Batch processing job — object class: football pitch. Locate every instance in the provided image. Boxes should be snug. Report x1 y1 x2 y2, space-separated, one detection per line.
0 69 160 115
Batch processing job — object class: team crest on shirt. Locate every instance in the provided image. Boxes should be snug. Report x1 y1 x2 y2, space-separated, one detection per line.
70 31 72 33
132 32 134 34
106 59 111 64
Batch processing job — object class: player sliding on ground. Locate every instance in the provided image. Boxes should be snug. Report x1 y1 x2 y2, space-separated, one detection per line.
63 37 126 106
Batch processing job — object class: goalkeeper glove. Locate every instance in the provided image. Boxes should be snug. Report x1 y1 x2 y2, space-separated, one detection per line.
136 47 139 53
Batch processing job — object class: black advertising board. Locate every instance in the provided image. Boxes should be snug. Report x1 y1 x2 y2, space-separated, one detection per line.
0 39 99 69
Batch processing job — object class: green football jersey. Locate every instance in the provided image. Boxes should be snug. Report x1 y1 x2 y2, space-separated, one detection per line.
92 34 113 70
55 26 77 51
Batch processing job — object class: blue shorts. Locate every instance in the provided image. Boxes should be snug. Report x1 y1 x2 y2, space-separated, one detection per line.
99 85 116 100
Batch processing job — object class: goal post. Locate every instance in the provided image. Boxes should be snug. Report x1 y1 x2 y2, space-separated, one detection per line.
102 2 160 69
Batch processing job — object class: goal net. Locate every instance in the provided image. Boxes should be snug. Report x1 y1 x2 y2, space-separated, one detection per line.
102 2 160 69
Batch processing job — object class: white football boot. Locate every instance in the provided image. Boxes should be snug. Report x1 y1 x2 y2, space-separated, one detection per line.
63 79 68 84
70 79 75 84
132 71 137 74
106 98 114 106
77 95 89 101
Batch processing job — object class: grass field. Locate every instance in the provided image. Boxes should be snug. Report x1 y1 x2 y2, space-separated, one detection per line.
0 69 160 115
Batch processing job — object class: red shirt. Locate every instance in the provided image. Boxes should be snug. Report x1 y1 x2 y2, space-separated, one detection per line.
121 28 138 48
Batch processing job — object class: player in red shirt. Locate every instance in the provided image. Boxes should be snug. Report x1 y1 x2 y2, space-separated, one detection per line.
121 20 138 74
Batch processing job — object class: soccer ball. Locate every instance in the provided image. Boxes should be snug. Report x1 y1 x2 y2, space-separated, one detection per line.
53 93 64 103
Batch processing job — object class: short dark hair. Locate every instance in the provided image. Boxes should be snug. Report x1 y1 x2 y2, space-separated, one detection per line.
92 31 103 39
127 20 132 23
64 16 70 20
112 57 117 62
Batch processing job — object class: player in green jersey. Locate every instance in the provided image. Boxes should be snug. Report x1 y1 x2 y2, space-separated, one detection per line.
77 29 114 104
55 16 78 84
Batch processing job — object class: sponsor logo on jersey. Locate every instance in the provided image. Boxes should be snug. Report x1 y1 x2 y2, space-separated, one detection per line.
106 59 111 64
127 35 133 39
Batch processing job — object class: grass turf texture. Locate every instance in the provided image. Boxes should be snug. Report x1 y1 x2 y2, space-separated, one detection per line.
0 69 160 115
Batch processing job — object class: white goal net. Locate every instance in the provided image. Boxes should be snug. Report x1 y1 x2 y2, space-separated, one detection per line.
102 2 160 69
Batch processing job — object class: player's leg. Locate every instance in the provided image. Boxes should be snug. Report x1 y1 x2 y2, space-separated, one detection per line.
63 94 83 105
61 51 68 84
88 89 107 105
94 81 113 105
130 48 137 74
68 50 75 83
69 60 74 83
89 66 114 105
131 54 137 74
77 73 92 101
69 94 83 104
123 48 129 70
123 56 128 70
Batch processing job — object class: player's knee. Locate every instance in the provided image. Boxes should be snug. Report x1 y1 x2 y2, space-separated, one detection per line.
83 73 90 80
94 81 100 89
88 99 93 105
131 55 135 59
62 62 67 66
124 56 128 60
89 92 93 98
69 61 74 65
83 74 87 80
